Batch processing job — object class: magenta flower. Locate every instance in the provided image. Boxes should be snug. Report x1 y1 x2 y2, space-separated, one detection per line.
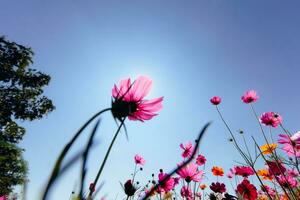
263 185 276 198
266 161 286 176
287 169 299 177
278 132 300 157
134 154 145 165
241 90 259 104
157 172 175 193
278 175 298 188
176 162 204 183
210 96 221 105
180 141 194 158
234 166 255 177
260 112 282 128
180 186 193 200
112 76 163 121
196 154 206 166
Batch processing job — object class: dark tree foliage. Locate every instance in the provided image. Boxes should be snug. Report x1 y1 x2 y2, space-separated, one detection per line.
0 140 27 195
0 36 55 195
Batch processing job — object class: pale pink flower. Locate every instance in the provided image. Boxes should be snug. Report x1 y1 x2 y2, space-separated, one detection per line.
112 76 163 121
177 162 204 182
196 154 206 166
241 90 259 104
134 154 145 165
157 172 175 193
260 112 282 128
278 132 300 157
180 141 194 158
180 186 193 200
227 168 235 179
210 96 221 105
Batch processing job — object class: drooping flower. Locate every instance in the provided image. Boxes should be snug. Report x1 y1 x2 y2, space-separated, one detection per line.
210 182 226 193
234 166 254 178
124 180 137 196
227 168 236 179
278 132 300 157
260 143 278 155
89 183 95 193
157 172 175 193
211 166 224 176
134 154 145 165
180 186 193 200
176 162 204 182
260 112 282 128
278 175 298 188
210 96 222 105
236 179 258 200
241 90 259 104
266 161 286 176
180 141 194 158
257 169 273 181
196 154 206 166
112 76 163 121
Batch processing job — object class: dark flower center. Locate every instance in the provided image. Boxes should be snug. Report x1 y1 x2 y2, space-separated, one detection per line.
185 176 191 183
112 99 138 120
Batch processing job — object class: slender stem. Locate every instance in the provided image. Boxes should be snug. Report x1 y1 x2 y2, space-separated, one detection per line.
42 108 111 200
89 118 126 197
216 106 273 200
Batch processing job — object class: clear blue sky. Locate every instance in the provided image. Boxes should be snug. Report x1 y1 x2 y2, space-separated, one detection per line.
1 0 300 199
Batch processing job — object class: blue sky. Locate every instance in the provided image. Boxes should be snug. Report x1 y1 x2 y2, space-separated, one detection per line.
1 0 300 199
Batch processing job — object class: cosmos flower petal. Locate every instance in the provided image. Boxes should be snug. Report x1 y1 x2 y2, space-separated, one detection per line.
112 78 132 100
130 76 152 101
138 97 163 112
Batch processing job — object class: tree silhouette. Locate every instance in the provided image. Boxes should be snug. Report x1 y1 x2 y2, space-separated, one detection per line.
0 36 55 195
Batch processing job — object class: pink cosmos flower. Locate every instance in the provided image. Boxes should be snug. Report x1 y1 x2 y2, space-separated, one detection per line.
157 172 175 193
180 186 193 200
134 154 145 165
278 175 298 188
287 169 299 177
196 154 206 166
176 162 204 182
180 141 194 158
278 132 300 157
260 112 282 128
241 90 259 104
0 197 7 200
210 96 221 105
234 166 255 177
112 76 163 121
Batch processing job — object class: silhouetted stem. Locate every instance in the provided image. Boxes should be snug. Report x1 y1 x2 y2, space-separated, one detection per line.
42 108 111 200
89 118 125 197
